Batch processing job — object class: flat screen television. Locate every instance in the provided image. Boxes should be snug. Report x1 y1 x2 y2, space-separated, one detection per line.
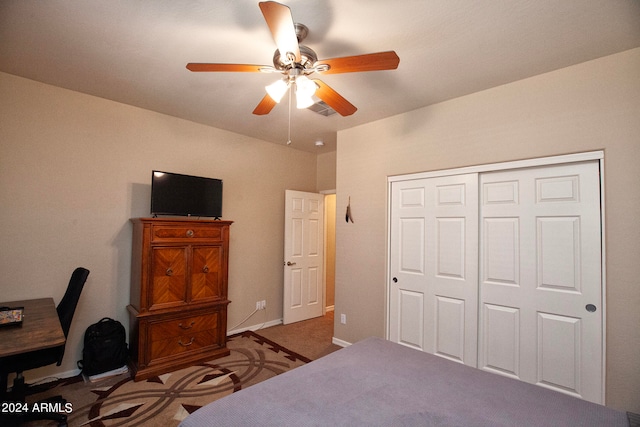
151 171 222 218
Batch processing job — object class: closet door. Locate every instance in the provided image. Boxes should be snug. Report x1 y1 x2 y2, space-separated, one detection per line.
478 161 602 403
389 173 478 366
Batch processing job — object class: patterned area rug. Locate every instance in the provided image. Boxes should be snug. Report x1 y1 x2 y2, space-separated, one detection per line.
23 331 311 426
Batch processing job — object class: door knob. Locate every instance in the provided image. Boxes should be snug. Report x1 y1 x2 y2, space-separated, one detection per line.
586 304 597 312
286 261 297 266
392 277 398 283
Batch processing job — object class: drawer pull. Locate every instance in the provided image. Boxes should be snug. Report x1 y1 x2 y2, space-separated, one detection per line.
202 265 209 273
166 268 173 276
186 229 194 237
179 337 195 347
179 321 196 330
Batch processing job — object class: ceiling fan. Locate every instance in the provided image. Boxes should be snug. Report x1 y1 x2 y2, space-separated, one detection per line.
186 1 400 117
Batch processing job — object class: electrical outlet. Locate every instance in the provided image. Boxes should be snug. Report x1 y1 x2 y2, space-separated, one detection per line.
260 300 266 310
256 301 261 311
340 313 346 324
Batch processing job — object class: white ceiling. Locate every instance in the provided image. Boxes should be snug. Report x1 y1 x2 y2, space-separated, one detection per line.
1 1 639 153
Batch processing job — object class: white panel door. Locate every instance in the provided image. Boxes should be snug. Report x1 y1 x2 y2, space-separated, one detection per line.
283 190 324 324
479 161 602 403
389 174 479 365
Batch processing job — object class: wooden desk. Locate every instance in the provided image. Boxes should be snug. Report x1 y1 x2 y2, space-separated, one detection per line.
0 298 65 358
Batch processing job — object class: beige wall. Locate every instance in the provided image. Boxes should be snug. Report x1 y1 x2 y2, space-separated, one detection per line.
334 48 640 412
0 72 317 380
317 150 337 191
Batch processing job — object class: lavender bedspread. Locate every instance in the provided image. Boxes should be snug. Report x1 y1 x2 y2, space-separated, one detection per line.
180 337 628 426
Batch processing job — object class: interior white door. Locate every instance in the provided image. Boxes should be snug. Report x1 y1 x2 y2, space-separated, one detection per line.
283 190 324 324
389 174 479 365
478 161 602 403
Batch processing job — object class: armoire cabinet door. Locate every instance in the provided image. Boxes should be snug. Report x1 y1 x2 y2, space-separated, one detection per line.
150 246 188 309
191 245 224 302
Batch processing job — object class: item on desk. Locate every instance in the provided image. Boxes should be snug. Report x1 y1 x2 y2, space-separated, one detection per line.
0 306 24 327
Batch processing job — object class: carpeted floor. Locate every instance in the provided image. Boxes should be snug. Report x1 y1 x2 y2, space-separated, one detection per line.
20 330 321 426
254 310 340 360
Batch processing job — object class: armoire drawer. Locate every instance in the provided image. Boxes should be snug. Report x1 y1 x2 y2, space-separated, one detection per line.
150 312 218 335
149 328 221 360
147 312 222 361
151 225 223 242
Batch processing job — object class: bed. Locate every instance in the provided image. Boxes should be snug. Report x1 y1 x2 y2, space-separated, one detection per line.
180 337 629 426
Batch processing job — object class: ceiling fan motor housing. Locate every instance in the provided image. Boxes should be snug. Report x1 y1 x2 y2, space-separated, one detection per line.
273 44 317 71
294 23 309 42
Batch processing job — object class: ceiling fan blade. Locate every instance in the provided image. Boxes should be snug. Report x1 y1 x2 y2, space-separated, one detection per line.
313 80 357 116
186 63 266 72
259 1 300 62
317 51 400 74
253 94 278 115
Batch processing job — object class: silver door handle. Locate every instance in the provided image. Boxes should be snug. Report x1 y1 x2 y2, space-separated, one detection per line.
286 261 297 266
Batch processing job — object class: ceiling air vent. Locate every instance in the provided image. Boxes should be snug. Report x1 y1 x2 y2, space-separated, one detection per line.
308 100 337 117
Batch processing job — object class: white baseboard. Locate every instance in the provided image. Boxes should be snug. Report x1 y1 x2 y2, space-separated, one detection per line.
325 305 335 312
55 368 82 381
332 337 351 348
7 368 82 390
227 318 282 336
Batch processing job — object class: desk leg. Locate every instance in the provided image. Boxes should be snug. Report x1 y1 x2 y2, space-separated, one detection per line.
10 374 25 402
0 372 7 400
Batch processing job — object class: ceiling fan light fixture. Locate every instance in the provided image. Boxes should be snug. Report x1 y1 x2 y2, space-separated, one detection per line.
296 92 315 109
295 75 316 96
266 79 289 103
294 76 316 109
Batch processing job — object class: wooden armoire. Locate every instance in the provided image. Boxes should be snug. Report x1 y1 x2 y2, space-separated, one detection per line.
127 217 232 381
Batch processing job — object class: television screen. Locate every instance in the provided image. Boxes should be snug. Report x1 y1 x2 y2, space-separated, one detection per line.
151 171 222 218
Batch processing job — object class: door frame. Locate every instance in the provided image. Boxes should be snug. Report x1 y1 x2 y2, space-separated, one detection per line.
320 190 337 315
386 150 606 400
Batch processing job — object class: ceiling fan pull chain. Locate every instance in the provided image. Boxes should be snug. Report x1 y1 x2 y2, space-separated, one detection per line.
287 86 292 145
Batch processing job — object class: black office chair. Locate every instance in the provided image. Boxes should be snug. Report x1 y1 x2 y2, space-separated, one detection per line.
0 267 89 426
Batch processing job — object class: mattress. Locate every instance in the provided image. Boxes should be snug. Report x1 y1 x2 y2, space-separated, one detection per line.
180 336 629 426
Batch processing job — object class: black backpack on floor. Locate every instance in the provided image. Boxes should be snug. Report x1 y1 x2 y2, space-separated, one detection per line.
78 317 128 376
